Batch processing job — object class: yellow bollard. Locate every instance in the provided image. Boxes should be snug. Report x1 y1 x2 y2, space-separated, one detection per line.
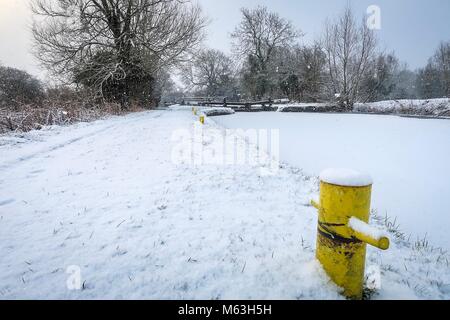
311 169 389 300
199 115 205 124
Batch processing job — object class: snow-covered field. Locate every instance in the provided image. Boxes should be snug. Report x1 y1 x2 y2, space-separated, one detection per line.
0 107 449 299
214 112 450 248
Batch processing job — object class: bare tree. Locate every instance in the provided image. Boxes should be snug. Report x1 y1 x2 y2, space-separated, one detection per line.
416 41 450 99
361 52 400 102
391 66 417 100
181 49 236 97
434 41 450 97
322 6 377 108
31 0 206 108
298 44 328 101
269 44 327 101
231 6 301 98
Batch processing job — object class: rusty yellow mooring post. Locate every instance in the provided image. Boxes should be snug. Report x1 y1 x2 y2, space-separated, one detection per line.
311 168 389 300
199 115 205 124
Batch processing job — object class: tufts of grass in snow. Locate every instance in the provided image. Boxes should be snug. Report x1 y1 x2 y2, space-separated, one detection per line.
366 211 450 299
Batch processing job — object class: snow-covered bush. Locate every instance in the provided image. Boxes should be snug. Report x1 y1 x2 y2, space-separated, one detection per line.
277 103 343 113
201 107 235 117
0 87 145 134
353 99 450 116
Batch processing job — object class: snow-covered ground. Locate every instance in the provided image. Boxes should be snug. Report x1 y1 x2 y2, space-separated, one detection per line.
0 107 449 299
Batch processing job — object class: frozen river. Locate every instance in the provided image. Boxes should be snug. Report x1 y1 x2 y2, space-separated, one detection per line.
214 112 450 248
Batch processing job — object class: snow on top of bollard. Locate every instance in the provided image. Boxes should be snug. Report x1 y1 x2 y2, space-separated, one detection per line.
319 168 373 187
348 217 388 241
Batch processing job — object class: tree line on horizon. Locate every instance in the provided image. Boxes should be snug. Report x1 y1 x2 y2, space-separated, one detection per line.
179 6 449 109
0 1 449 111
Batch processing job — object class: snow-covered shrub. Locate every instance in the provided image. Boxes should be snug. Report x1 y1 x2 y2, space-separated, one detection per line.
0 87 145 134
273 98 290 104
353 99 450 116
276 103 343 113
201 107 235 117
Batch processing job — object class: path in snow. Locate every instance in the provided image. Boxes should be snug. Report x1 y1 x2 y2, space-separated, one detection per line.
0 108 448 299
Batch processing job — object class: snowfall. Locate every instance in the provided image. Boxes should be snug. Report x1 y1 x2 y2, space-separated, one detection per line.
0 105 449 300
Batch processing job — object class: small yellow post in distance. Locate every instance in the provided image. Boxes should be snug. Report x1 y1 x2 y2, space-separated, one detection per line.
312 169 390 300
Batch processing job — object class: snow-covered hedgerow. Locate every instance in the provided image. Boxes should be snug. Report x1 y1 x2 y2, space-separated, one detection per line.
0 103 147 135
201 107 235 117
274 99 450 117
353 98 450 117
276 103 344 113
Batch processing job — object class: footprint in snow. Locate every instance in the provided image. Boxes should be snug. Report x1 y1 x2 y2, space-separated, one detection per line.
29 169 45 175
157 204 167 211
0 199 15 207
113 249 128 257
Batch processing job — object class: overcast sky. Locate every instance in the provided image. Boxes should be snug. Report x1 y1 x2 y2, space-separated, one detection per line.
1 0 449 81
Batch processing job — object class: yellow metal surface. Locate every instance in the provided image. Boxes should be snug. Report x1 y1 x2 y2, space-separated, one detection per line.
351 225 390 250
313 180 389 299
199 115 205 124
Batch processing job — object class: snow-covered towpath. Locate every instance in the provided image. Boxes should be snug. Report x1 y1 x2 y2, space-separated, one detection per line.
0 107 448 299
